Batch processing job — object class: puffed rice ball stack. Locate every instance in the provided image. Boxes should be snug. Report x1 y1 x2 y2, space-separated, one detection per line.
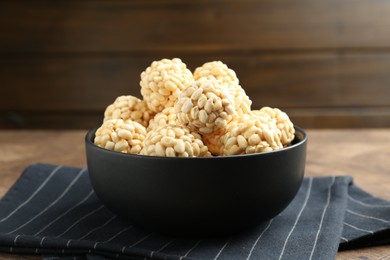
141 125 211 157
175 77 236 135
220 114 283 156
252 107 295 146
140 58 194 113
103 95 154 128
147 107 180 131
193 61 252 115
94 119 147 154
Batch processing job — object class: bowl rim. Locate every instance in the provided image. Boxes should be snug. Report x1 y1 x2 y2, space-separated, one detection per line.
85 126 307 160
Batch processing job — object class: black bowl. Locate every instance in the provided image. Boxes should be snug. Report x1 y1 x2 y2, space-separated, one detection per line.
85 127 307 237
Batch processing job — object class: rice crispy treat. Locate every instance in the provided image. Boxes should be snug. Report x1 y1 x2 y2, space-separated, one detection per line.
141 125 211 157
220 114 283 156
193 61 239 85
194 61 251 115
140 58 194 113
252 107 295 146
174 77 236 135
104 95 154 127
94 119 147 154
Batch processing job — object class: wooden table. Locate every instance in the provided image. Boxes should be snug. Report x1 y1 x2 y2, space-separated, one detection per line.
0 129 389 259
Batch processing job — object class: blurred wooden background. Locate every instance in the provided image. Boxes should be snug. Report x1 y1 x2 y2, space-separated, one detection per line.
1 0 390 129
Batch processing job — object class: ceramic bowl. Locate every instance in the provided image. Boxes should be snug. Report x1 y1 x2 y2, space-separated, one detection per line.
85 126 307 236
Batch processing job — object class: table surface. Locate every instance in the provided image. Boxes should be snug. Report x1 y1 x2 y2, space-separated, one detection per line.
0 129 389 260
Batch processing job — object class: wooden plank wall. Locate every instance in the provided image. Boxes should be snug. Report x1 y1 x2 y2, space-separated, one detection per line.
1 0 390 129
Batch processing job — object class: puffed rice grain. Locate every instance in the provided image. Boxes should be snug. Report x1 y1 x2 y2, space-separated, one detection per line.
193 61 239 85
220 114 283 156
193 61 251 115
141 125 211 157
252 107 295 146
104 95 154 127
140 58 194 113
94 119 147 154
147 107 181 131
174 77 236 135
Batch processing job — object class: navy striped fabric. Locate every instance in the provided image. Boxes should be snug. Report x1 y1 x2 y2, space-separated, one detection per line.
0 164 389 260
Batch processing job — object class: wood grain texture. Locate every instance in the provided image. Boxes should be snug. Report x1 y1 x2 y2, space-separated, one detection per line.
2 0 390 53
0 129 389 259
2 53 390 110
1 53 390 128
1 0 390 128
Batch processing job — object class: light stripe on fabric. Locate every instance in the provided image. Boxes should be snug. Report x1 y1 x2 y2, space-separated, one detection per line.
93 227 133 252
7 168 86 234
150 239 175 258
213 239 230 260
278 177 313 260
347 209 390 224
128 232 153 248
246 219 273 260
40 237 46 247
101 226 133 244
348 195 390 208
0 165 62 223
344 222 373 234
13 234 20 246
77 216 117 240
309 176 335 260
34 190 95 236
55 205 105 238
179 240 201 260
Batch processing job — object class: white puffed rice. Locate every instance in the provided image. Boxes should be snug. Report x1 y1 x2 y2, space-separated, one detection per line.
140 58 194 113
95 58 297 157
202 129 225 156
252 107 295 146
94 119 147 154
193 61 239 85
147 107 180 131
104 95 154 127
141 125 211 157
227 83 252 115
194 61 251 116
174 77 236 135
220 114 283 156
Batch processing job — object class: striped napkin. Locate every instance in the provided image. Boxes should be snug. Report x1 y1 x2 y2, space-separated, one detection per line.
0 164 389 260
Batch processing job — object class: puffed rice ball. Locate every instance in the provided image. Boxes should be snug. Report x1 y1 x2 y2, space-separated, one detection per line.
140 58 194 113
252 107 295 146
141 125 211 157
175 77 236 135
194 61 251 116
94 119 147 154
104 95 154 127
193 61 239 85
147 107 180 131
220 114 283 156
